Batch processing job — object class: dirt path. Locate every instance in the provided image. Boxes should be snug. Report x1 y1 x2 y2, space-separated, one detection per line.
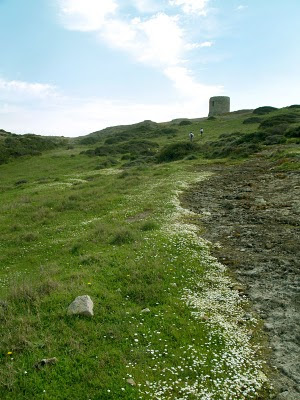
182 155 300 399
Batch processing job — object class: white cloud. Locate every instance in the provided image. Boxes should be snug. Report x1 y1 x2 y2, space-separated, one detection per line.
186 41 213 50
57 1 217 97
58 0 118 31
169 0 209 15
236 5 248 11
0 78 58 100
133 0 160 13
100 13 185 67
100 13 219 96
164 66 221 99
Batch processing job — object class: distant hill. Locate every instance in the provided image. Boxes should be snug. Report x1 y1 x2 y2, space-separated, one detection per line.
1 104 300 166
77 105 300 165
77 120 160 145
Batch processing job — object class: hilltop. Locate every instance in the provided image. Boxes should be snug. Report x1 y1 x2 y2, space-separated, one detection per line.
0 105 299 399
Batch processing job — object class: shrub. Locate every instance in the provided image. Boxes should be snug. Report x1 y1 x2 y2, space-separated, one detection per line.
157 142 199 162
207 116 217 121
179 120 192 126
15 179 28 185
84 139 159 159
288 104 300 109
253 106 278 115
0 131 61 164
110 229 134 245
95 157 118 169
285 126 300 138
259 113 299 129
21 232 39 242
264 135 287 145
184 154 198 160
141 221 159 231
264 124 289 135
159 128 178 135
123 156 155 168
243 117 262 124
79 137 99 145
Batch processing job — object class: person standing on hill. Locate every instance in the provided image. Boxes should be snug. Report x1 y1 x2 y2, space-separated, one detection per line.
200 128 204 137
189 132 194 142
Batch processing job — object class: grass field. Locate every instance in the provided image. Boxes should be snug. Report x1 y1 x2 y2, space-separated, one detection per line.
1 106 299 399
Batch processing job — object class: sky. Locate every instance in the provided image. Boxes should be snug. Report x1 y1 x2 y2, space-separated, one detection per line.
0 0 299 137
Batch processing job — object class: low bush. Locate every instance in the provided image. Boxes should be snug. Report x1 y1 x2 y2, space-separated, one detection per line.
159 127 178 135
95 157 118 169
83 139 159 159
184 154 198 160
123 156 154 168
110 229 135 245
243 117 262 124
264 124 289 136
141 221 159 231
0 131 62 164
285 126 300 138
259 113 299 129
264 135 287 145
253 106 278 115
157 142 199 162
179 120 192 126
288 104 300 109
15 179 28 185
79 136 100 145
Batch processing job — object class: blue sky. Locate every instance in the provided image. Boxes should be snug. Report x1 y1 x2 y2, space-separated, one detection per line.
0 0 299 136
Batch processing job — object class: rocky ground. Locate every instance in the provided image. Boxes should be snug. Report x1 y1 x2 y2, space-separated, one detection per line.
182 154 300 399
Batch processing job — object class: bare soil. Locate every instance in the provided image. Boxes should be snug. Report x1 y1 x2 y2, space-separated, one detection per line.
182 154 300 399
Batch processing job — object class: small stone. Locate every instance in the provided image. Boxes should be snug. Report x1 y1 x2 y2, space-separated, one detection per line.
170 283 177 287
265 242 273 249
0 300 8 309
200 314 209 321
232 284 245 293
34 357 58 370
67 295 94 317
141 308 150 313
127 378 136 386
254 197 267 206
264 322 273 331
277 392 290 400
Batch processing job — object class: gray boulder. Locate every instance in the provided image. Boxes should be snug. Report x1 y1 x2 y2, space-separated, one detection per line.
67 295 94 317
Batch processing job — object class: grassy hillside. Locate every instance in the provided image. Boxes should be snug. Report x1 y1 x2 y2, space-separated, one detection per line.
0 106 299 399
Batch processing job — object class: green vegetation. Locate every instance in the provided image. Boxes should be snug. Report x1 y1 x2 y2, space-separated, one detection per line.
1 105 299 399
157 142 199 162
0 130 67 165
253 106 278 115
259 112 299 128
243 116 262 124
178 120 192 126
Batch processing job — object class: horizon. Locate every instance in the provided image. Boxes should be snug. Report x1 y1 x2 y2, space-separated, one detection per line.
0 0 300 137
1 103 296 139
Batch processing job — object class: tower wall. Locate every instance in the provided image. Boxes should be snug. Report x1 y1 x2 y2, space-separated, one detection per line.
209 96 230 116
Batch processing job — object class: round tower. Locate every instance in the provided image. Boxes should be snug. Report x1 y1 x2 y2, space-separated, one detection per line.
209 96 230 116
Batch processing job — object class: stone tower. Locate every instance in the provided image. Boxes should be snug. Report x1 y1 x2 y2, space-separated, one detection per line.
209 96 230 116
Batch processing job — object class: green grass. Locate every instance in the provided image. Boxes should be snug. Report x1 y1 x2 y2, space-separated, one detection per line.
2 107 299 399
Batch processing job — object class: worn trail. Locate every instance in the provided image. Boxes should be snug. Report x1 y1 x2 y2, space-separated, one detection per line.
182 155 300 399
